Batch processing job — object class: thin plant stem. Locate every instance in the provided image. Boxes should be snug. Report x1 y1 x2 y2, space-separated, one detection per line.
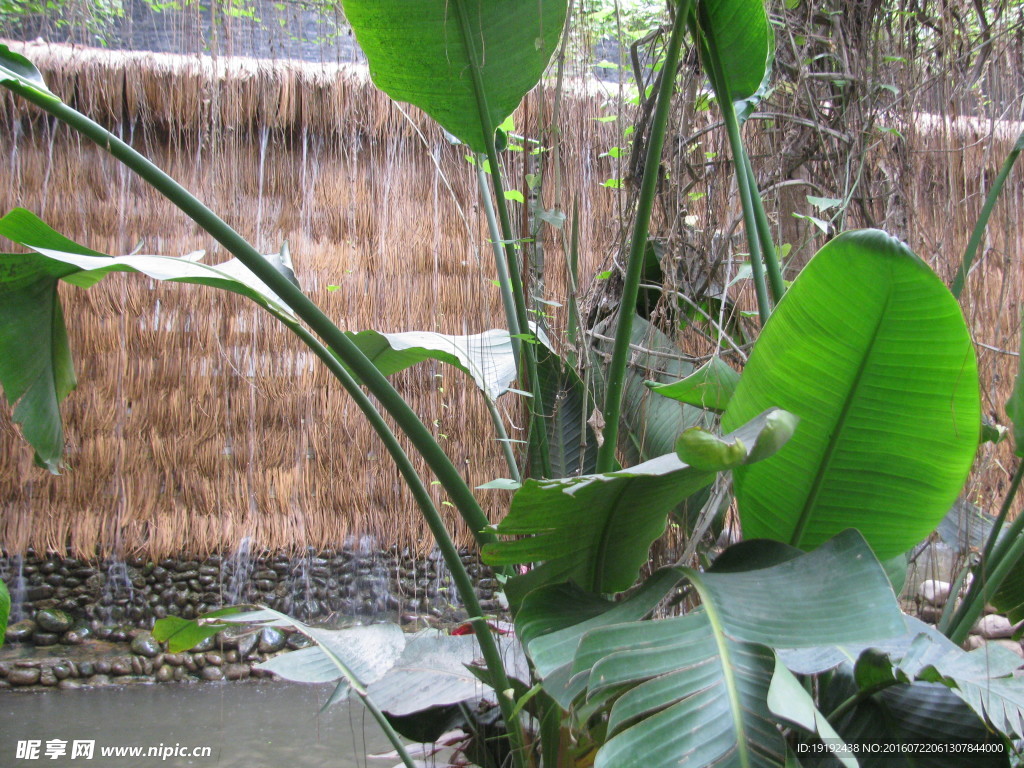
595 0 692 473
951 127 1024 299
2 82 495 549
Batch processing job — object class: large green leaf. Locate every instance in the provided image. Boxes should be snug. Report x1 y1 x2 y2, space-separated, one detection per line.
0 209 298 471
341 0 568 153
554 531 905 768
482 408 796 606
722 230 980 558
694 0 774 121
647 356 741 412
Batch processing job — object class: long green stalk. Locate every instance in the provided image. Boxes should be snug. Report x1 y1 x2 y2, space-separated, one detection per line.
951 127 1024 299
946 461 1024 644
742 146 785 303
595 0 692 472
452 0 550 480
695 7 772 325
3 82 495 548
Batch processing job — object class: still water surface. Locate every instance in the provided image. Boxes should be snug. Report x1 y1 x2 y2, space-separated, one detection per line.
0 681 393 767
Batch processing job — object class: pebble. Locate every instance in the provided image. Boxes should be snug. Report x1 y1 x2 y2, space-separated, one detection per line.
33 632 59 647
156 665 174 683
223 663 250 681
200 666 224 681
5 620 37 643
130 632 162 658
35 608 74 634
8 668 41 686
919 579 951 607
258 627 287 654
974 614 1016 639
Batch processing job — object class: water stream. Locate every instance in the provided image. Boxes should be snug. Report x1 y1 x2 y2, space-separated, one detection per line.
0 681 392 767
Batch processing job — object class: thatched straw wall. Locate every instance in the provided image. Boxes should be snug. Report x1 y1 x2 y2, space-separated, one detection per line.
0 40 1021 558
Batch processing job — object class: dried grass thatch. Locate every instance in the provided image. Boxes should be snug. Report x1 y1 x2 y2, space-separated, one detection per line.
0 40 1021 559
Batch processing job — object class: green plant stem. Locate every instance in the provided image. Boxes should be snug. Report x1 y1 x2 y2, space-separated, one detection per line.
742 147 785 303
4 83 496 548
946 461 1024 644
595 0 691 473
477 160 522 354
696 8 771 325
485 395 522 484
452 0 550 480
951 127 1024 299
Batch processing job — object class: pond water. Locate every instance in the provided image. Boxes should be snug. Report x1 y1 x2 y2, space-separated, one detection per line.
0 681 394 767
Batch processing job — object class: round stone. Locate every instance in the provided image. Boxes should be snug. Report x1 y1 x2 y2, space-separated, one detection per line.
200 666 224 681
33 632 59 647
8 668 41 686
156 664 174 683
130 632 162 658
5 620 36 643
35 608 74 634
919 579 952 607
257 627 287 654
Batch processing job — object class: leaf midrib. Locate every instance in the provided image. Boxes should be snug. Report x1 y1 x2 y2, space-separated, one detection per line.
790 288 892 548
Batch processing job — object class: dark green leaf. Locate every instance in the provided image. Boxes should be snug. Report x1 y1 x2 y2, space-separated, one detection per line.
0 581 9 649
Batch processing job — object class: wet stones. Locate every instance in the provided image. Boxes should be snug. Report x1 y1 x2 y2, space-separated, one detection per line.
257 627 287 654
130 632 162 658
5 620 36 643
35 608 74 634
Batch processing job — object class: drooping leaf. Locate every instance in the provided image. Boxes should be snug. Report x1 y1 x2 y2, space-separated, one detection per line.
341 0 568 153
366 631 486 715
722 230 980 558
256 624 406 692
676 408 798 472
561 531 905 768
0 208 299 470
647 356 741 412
483 408 796 606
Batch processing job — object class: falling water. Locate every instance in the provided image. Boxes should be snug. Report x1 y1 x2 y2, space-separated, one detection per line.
221 536 256 606
98 557 136 625
3 554 29 623
255 124 270 247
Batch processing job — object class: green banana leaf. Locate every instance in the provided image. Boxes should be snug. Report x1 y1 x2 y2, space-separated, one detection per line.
0 208 298 472
0 581 9 650
694 0 774 122
523 531 905 768
0 208 544 471
722 229 980 558
482 408 796 606
341 0 568 153
647 356 741 412
816 672 1008 768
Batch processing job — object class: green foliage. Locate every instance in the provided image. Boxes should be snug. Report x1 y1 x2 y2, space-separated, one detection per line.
722 229 980 559
0 580 9 649
341 0 568 153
